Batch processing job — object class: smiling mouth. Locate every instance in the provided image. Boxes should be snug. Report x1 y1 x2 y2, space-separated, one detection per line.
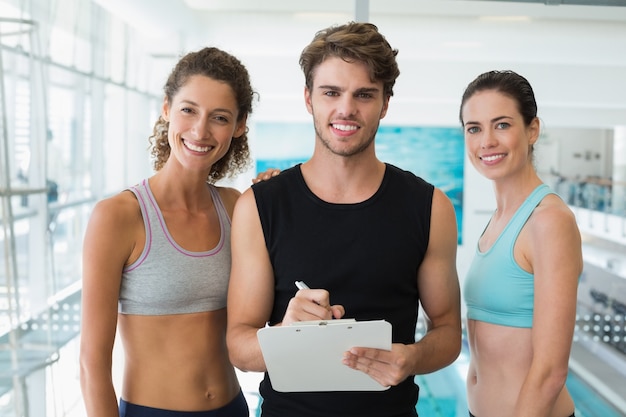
331 123 359 132
183 140 210 153
480 154 505 162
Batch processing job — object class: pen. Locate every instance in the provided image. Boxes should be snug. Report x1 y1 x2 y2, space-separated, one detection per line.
295 280 310 290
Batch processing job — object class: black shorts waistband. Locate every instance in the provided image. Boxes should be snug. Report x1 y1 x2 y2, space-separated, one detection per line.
119 390 248 417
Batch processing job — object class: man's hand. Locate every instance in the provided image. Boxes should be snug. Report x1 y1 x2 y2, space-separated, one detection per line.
342 343 417 387
282 287 345 326
252 168 281 184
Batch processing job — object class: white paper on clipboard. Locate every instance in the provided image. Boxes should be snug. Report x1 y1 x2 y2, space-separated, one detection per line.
257 319 392 392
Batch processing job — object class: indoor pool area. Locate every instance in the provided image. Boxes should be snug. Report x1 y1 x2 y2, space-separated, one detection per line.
240 332 626 417
3 1 626 416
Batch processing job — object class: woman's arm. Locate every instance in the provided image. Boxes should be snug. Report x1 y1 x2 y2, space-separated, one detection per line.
514 197 582 417
79 193 139 417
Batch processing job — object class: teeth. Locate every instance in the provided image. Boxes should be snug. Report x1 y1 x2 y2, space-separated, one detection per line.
332 124 358 131
482 154 504 162
184 141 210 152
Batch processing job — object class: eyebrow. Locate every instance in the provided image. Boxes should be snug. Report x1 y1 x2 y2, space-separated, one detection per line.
179 99 235 115
180 99 200 107
465 115 514 125
316 85 381 95
355 87 381 95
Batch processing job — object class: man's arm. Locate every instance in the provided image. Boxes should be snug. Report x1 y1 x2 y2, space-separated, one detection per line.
410 187 462 373
226 188 276 372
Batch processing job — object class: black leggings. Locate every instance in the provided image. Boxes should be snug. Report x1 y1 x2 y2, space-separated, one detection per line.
469 413 575 417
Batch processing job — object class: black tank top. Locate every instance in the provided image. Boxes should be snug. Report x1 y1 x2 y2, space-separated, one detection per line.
252 163 434 417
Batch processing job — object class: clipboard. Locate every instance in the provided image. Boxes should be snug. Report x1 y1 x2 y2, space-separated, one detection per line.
257 319 392 392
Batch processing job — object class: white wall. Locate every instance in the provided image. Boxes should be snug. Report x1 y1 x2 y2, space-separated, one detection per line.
536 128 613 179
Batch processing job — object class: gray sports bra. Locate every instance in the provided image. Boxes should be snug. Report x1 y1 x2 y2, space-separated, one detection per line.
118 179 231 315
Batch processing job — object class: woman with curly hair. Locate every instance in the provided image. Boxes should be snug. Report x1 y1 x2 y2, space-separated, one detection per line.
80 46 256 417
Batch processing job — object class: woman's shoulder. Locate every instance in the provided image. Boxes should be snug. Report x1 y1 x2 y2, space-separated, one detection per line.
84 189 145 267
534 193 576 223
214 185 242 216
528 193 580 243
89 189 142 230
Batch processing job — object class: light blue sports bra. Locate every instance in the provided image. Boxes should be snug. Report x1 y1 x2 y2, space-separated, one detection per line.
463 184 554 328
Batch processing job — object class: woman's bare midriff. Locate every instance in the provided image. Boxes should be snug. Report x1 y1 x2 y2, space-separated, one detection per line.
466 319 574 417
118 308 240 411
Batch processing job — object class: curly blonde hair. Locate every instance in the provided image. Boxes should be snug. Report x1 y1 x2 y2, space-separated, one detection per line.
149 47 257 183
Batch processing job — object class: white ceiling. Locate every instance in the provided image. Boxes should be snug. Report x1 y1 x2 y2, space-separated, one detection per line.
98 0 626 129
181 0 626 21
98 0 626 57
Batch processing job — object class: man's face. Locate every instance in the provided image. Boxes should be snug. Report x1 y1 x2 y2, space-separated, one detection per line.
305 56 389 158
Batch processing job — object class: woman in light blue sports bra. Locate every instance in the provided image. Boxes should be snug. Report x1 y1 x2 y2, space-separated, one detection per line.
80 47 257 417
460 70 582 417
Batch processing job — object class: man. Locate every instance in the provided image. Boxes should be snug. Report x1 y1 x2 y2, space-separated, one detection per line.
227 22 461 417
